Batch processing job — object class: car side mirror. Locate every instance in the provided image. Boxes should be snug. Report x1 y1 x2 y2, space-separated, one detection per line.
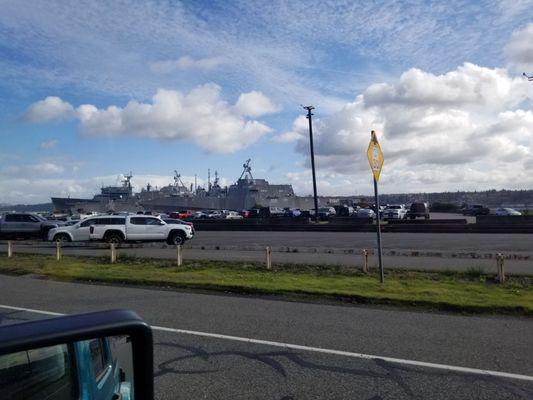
0 310 153 400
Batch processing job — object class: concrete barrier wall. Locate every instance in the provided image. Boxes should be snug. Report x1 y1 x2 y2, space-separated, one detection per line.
387 219 467 225
477 215 533 225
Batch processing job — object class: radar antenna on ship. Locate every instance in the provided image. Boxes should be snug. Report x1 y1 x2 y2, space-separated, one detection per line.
122 172 133 189
239 159 254 180
173 170 188 192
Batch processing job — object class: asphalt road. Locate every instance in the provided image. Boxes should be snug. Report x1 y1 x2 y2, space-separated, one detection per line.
0 275 532 399
3 230 533 274
187 231 530 252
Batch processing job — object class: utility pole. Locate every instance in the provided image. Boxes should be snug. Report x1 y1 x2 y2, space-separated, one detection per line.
303 105 319 223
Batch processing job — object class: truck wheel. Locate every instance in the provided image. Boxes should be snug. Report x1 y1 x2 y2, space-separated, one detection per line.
105 233 123 244
167 231 186 246
54 233 71 243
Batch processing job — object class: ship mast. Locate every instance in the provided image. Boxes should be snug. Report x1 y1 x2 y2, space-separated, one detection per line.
173 170 188 192
239 159 253 180
122 172 133 192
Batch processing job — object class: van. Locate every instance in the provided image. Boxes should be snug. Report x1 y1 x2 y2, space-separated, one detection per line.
407 202 430 219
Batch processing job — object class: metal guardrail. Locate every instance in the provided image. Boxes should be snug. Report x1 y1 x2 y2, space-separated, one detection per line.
0 240 530 260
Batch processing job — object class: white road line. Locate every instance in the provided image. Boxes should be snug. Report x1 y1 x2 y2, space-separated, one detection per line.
0 304 64 316
1 304 532 382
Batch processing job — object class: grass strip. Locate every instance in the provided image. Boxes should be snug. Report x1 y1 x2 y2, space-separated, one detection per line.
1 254 532 316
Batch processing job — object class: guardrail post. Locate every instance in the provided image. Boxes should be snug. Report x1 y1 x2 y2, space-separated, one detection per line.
266 246 272 270
56 241 62 261
176 245 182 267
362 249 369 273
110 243 116 264
7 240 12 258
496 253 505 283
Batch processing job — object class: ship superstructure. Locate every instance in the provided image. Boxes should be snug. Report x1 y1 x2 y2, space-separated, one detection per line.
51 160 322 213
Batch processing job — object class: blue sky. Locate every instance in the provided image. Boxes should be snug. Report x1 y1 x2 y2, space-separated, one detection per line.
0 0 532 203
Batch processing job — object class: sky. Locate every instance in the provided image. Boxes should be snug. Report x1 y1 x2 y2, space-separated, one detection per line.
0 0 532 204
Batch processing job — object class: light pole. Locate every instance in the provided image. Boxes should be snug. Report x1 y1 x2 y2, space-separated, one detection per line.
303 105 319 223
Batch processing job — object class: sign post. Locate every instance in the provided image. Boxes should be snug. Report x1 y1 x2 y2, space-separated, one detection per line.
367 130 384 283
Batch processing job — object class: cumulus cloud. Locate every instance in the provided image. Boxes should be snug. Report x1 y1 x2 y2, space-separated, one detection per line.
40 140 58 149
234 91 280 117
25 85 278 153
363 63 527 110
283 63 533 194
1 162 64 178
505 23 533 71
22 96 74 122
149 56 225 73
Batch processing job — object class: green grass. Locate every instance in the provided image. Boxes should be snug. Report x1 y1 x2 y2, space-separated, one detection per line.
1 254 532 315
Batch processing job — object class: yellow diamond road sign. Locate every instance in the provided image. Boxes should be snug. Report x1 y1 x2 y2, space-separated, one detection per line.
367 130 384 182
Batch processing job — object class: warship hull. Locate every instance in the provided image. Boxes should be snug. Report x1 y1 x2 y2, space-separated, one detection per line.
51 161 335 214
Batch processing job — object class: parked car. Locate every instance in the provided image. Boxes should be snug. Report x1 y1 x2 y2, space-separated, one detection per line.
494 208 522 216
283 208 302 218
170 210 194 219
356 208 375 218
240 210 250 218
89 215 193 245
383 205 408 220
193 210 219 219
462 204 490 216
224 211 244 219
207 210 224 219
407 202 430 220
248 207 284 218
0 212 63 239
318 207 336 220
48 215 127 242
333 205 355 217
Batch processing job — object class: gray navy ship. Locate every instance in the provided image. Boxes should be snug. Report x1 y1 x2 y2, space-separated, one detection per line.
51 160 324 213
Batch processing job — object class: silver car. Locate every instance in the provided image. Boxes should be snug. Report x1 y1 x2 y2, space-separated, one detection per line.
47 217 100 242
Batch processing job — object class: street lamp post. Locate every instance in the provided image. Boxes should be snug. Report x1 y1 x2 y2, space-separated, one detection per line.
303 105 319 223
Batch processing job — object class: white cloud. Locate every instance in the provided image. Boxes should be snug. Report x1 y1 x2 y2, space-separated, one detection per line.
363 63 527 110
234 91 280 117
25 85 277 153
149 56 225 73
283 63 533 194
1 162 64 177
40 140 58 149
273 131 303 143
505 23 533 71
22 96 74 122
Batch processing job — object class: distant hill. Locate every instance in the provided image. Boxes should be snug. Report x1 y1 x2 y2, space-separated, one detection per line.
356 189 533 208
0 202 54 212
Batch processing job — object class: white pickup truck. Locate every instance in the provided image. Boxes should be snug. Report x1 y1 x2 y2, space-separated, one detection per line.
89 215 193 245
382 204 408 220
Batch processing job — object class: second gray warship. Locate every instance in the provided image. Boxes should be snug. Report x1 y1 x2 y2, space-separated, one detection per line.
51 160 323 213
